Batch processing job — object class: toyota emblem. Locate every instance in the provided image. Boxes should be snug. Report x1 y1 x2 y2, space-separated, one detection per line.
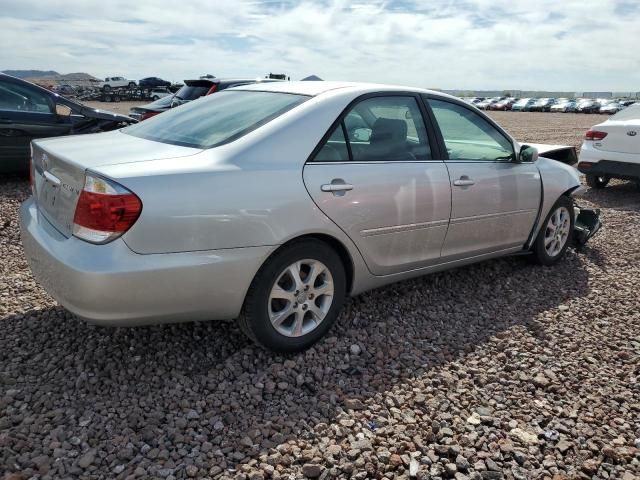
627 130 638 137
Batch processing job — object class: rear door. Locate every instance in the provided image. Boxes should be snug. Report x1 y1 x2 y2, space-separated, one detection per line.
303 94 451 276
425 97 541 260
0 77 72 172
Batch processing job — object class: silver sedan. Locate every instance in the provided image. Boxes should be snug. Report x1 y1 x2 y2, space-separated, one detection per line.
21 81 598 352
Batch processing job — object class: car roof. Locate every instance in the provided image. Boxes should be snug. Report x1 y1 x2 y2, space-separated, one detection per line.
232 80 444 98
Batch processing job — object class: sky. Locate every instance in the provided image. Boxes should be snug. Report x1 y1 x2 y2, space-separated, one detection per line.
1 0 639 91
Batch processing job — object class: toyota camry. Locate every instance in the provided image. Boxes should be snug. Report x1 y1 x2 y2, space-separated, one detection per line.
21 81 600 352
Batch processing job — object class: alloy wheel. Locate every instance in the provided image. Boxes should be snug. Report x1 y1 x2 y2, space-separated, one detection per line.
268 259 334 337
544 206 571 257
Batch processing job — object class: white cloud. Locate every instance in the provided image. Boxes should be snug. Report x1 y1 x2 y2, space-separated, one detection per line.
1 0 639 90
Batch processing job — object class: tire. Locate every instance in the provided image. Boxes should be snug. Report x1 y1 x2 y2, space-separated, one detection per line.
102 85 111 92
128 82 136 88
238 239 346 353
531 196 575 266
114 95 121 102
152 95 159 101
586 174 609 189
104 94 112 102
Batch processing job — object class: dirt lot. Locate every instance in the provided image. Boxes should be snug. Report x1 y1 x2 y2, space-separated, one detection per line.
85 100 143 116
1 112 639 480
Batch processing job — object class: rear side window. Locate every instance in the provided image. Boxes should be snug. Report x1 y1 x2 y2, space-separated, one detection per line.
312 95 431 162
123 90 308 149
0 79 52 113
314 125 350 162
428 99 514 161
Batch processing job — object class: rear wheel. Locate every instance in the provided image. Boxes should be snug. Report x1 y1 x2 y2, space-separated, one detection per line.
531 196 574 266
128 82 136 88
586 174 609 189
102 85 111 92
238 239 346 353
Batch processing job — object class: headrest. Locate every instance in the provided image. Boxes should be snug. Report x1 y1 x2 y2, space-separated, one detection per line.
371 118 408 144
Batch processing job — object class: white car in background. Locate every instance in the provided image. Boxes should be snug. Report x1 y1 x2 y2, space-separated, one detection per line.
578 103 640 188
150 89 172 101
99 76 137 91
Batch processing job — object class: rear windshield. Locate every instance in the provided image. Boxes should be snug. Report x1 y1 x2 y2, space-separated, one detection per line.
123 90 308 149
175 84 211 101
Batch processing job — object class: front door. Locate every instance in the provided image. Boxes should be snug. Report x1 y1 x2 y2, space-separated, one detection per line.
426 98 541 260
303 94 451 276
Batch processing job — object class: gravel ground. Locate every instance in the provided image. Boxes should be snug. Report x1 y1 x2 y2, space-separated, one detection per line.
1 113 640 480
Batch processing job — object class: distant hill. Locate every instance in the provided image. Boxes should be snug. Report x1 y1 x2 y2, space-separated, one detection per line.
2 70 100 88
2 69 60 79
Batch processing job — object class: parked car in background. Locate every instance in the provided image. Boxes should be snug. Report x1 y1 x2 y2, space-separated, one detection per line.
138 77 172 89
578 103 640 188
53 84 76 95
0 73 135 173
577 100 599 114
490 97 518 111
128 94 174 121
99 77 137 91
170 77 283 107
477 96 505 110
149 88 172 101
21 81 599 352
511 98 536 112
530 98 556 112
599 102 624 115
551 100 578 113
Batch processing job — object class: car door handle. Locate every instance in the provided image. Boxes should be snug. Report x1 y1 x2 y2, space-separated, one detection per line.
453 176 475 187
321 183 353 192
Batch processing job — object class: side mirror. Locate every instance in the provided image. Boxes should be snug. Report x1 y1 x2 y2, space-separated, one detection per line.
55 104 72 117
518 145 539 163
353 127 372 142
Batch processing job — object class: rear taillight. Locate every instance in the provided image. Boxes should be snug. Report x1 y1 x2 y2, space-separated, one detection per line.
205 84 218 95
140 111 160 121
578 161 594 170
585 130 608 141
72 173 142 244
29 145 35 195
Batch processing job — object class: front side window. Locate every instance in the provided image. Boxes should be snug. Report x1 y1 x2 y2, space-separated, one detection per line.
123 90 307 149
313 95 431 162
0 80 53 114
428 99 514 161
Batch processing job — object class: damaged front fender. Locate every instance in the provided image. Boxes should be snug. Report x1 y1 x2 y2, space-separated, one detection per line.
574 204 602 246
525 143 578 166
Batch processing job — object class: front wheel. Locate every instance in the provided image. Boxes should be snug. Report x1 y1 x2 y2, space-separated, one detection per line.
586 174 609 189
238 239 346 353
531 196 575 266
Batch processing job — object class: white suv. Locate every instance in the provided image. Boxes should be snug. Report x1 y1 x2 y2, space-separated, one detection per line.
100 77 137 91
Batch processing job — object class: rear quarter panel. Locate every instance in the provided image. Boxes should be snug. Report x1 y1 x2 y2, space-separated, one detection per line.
96 89 366 256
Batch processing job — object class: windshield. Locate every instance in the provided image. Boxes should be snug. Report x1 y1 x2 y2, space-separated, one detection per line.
611 103 640 120
123 90 308 149
514 99 529 106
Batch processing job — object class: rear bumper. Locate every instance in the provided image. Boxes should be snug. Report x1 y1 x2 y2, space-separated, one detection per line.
20 198 272 326
578 145 640 180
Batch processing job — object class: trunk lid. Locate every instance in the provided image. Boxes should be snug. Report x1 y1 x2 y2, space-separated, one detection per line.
31 130 200 237
592 119 640 155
